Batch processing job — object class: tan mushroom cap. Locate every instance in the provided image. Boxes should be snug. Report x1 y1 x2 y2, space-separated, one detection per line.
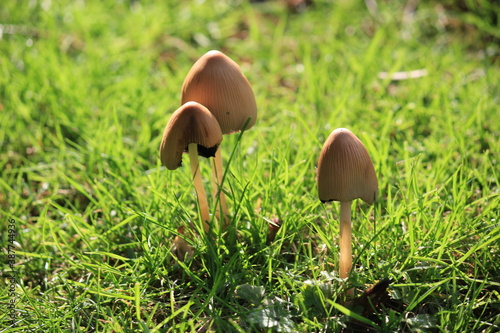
317 128 378 204
181 50 257 134
160 101 223 170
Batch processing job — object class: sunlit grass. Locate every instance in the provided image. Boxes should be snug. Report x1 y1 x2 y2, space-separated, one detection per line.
1 0 499 331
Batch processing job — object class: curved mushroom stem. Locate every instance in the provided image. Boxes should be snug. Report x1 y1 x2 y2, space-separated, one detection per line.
339 201 354 297
188 143 210 233
212 149 230 227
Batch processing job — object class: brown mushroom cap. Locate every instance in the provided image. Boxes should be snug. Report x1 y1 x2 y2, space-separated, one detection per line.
317 128 378 204
160 101 223 170
181 50 257 134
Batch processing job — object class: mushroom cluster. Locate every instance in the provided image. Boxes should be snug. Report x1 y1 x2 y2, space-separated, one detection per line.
159 51 380 299
160 50 257 232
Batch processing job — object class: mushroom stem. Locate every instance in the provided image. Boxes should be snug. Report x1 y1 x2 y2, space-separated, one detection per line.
211 149 230 227
188 143 210 232
339 201 353 280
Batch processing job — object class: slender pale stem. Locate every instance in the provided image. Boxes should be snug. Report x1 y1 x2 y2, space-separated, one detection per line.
188 143 210 233
212 149 230 227
339 201 353 277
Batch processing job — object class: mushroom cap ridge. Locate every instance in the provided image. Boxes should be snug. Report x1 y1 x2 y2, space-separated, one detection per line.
160 101 223 170
317 128 378 204
181 50 257 134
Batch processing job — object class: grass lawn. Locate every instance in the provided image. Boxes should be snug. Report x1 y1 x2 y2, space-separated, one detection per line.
1 0 499 331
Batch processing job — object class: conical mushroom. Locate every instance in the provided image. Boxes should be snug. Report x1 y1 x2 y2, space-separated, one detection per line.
160 101 223 232
181 50 257 133
181 50 258 225
317 128 378 295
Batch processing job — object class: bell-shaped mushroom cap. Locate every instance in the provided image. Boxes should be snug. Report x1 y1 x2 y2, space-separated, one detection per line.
317 128 378 204
181 50 257 134
160 101 223 170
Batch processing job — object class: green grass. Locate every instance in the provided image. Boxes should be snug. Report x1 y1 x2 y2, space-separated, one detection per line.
1 0 499 332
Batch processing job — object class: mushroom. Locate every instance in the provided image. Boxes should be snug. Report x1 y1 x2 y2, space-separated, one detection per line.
160 101 223 232
172 226 194 261
317 128 378 295
181 50 258 225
